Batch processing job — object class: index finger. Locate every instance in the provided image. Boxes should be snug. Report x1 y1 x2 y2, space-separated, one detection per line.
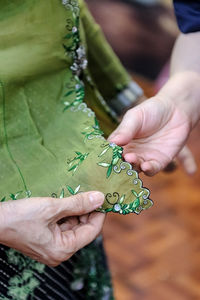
62 212 105 252
50 191 105 222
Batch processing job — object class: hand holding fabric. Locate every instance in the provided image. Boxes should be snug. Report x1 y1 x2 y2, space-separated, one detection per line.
108 73 200 176
0 192 105 266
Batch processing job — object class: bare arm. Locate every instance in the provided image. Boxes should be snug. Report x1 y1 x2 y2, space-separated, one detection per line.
108 32 200 176
159 32 200 129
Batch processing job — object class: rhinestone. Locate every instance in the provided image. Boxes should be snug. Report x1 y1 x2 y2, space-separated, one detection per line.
62 0 68 5
81 59 88 69
76 46 85 59
109 142 116 148
75 84 82 90
114 204 121 212
72 26 78 33
127 170 133 176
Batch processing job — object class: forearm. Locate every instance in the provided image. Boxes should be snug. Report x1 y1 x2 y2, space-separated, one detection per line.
171 32 200 75
159 33 200 129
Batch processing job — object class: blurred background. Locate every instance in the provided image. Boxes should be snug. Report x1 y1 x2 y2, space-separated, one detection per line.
85 0 200 299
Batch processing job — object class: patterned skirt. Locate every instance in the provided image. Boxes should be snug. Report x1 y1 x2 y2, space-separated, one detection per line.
0 237 114 300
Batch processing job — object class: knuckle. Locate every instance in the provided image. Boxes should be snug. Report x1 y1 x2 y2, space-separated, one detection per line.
72 193 87 214
125 109 133 119
44 198 59 215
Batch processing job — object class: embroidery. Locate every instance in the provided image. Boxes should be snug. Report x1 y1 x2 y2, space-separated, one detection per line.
63 77 85 111
51 188 67 198
0 191 31 203
70 102 95 117
61 3 153 214
62 0 87 112
62 0 80 17
98 143 123 178
67 184 81 195
67 151 89 173
101 190 147 215
81 118 104 141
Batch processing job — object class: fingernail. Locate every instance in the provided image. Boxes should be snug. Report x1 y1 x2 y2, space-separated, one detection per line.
89 192 105 208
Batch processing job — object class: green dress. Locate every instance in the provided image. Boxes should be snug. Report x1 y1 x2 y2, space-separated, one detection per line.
0 0 153 299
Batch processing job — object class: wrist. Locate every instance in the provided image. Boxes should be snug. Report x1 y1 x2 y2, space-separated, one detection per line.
158 71 200 129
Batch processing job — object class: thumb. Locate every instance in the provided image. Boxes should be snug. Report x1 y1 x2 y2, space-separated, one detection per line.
108 107 142 145
51 191 105 222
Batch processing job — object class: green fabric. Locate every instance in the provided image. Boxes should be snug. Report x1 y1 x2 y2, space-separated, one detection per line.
0 0 152 215
80 0 131 101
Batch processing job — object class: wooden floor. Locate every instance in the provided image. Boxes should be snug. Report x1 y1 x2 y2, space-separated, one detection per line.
103 82 200 300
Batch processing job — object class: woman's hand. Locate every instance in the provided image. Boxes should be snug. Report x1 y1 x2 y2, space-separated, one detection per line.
108 96 190 175
0 192 105 266
117 90 196 175
108 73 200 176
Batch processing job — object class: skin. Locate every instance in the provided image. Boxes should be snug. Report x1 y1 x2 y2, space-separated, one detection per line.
109 32 200 176
0 192 105 266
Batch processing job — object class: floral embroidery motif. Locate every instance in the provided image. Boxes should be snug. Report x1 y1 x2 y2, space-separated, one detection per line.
51 188 66 198
51 184 81 199
98 143 123 178
62 0 80 17
63 78 85 111
70 102 95 117
81 117 104 141
0 190 31 203
101 190 146 215
67 184 81 195
67 151 89 173
62 0 87 113
70 46 88 76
